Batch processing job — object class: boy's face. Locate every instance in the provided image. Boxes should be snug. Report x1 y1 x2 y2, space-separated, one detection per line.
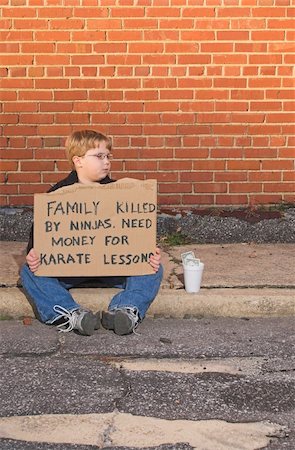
74 140 112 183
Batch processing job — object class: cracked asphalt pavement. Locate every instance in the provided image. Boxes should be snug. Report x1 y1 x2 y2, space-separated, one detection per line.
0 317 294 449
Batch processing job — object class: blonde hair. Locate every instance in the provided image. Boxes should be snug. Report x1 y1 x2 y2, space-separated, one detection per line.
65 130 112 168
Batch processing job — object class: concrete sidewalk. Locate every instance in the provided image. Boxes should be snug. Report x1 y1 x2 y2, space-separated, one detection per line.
0 241 294 319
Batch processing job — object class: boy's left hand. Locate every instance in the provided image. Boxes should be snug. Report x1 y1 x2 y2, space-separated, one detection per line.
149 247 161 272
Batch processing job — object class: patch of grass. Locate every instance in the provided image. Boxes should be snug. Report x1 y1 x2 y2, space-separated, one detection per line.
0 314 14 320
159 232 191 247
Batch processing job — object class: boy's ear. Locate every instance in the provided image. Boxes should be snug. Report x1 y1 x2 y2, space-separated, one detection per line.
72 155 82 168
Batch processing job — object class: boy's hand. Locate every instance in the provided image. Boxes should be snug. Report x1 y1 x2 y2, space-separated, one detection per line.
26 248 40 273
149 247 161 272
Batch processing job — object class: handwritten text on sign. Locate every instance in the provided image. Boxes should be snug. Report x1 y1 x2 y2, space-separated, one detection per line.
34 178 157 277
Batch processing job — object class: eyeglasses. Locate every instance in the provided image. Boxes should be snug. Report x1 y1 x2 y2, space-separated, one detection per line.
85 153 113 161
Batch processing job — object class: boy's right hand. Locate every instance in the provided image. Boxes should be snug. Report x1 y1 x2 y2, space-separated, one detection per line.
26 248 40 273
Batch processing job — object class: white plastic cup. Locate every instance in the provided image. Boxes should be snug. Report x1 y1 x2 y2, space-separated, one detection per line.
183 262 204 293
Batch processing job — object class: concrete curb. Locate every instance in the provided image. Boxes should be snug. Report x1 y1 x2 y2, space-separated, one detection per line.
1 241 294 319
1 286 294 319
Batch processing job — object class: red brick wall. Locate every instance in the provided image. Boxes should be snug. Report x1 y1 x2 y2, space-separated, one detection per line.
1 0 294 209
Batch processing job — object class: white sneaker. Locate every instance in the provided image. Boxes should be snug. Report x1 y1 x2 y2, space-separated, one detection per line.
53 305 96 336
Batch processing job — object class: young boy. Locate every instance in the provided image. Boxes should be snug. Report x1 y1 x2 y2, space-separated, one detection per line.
21 130 163 336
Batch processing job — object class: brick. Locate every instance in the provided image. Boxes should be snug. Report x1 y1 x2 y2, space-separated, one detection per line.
4 102 38 112
268 19 294 28
214 78 247 88
159 160 192 170
42 173 68 184
216 195 248 205
159 183 192 193
175 148 209 158
231 18 266 29
0 161 18 171
195 19 229 29
0 185 18 194
232 113 266 123
144 30 179 40
262 160 294 170
269 42 295 53
0 43 19 53
166 42 199 54
180 172 213 182
0 79 33 89
146 7 180 17
127 113 161 124
8 195 34 206
216 102 248 111
178 78 212 88
160 90 194 100
74 7 108 17
107 78 140 89
252 30 285 40
227 160 261 170
20 161 55 171
217 31 249 40
2 7 36 17
8 173 41 183
111 7 145 17
54 91 87 101
18 91 53 101
125 161 157 171
129 43 164 54
211 149 243 158
182 30 215 40
278 148 295 158
267 90 295 100
266 113 295 123
231 90 264 100
145 102 178 112
215 172 247 182
119 91 156 102
253 7 287 17
213 54 247 64
108 30 143 41
158 194 181 205
201 43 234 52
212 125 248 135
35 31 70 41
159 19 194 28
283 171 295 181
249 172 281 181
147 172 178 182
123 19 158 29
178 56 211 66
250 101 282 111
179 125 211 136
193 161 226 170
35 55 71 65
194 183 227 193
182 195 215 205
264 183 295 192
182 7 215 17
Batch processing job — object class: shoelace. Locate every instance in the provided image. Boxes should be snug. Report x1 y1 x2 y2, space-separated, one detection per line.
124 307 140 335
52 305 79 333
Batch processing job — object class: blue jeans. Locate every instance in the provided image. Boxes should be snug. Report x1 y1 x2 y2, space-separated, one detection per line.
20 264 163 324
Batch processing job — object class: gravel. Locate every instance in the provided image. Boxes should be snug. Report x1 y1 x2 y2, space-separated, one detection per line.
1 206 294 244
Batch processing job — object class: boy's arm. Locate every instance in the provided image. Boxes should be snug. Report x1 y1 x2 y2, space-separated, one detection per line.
149 247 161 272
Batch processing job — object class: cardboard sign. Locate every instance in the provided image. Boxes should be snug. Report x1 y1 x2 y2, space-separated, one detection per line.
34 178 157 277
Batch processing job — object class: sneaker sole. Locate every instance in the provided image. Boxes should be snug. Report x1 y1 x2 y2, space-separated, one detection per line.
114 311 133 335
80 314 96 336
